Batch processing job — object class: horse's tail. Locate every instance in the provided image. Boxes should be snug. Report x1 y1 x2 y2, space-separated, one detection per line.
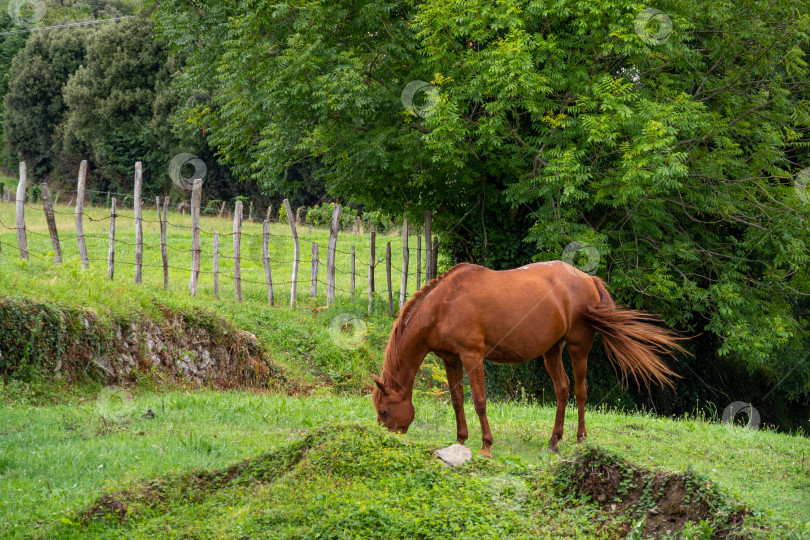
583 276 685 389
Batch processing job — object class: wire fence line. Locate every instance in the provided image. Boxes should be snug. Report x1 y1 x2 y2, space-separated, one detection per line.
0 161 439 315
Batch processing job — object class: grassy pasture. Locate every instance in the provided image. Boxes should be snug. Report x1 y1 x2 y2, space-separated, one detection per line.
1 174 809 538
0 174 419 308
0 389 808 538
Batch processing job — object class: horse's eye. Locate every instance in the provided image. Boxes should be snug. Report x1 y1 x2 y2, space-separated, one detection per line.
379 410 388 417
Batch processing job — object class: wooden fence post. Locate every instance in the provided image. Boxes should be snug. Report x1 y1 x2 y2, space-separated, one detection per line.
432 236 439 280
248 201 254 222
399 218 409 309
160 197 169 290
189 177 202 296
266 205 272 221
368 231 375 314
295 206 304 225
75 160 88 269
262 219 274 305
134 161 143 284
351 245 356 302
424 210 432 281
326 204 342 304
53 191 59 206
416 235 422 289
213 231 220 299
155 196 160 211
284 199 300 307
353 216 359 235
108 198 116 279
41 183 62 264
15 162 27 261
219 201 226 217
233 200 243 302
311 242 318 298
386 242 393 317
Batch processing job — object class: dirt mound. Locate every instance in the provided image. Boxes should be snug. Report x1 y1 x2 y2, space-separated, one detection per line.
85 436 311 523
0 297 283 388
559 447 748 538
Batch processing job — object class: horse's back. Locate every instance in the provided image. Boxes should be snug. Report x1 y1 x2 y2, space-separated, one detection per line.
428 262 600 361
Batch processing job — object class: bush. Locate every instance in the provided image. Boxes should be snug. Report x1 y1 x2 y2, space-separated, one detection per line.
306 203 357 229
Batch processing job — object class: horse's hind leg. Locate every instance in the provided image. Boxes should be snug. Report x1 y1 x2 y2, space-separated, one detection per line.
567 329 595 443
439 354 468 445
543 340 568 453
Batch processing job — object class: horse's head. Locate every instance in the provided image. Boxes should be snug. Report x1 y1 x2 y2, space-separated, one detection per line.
371 374 414 433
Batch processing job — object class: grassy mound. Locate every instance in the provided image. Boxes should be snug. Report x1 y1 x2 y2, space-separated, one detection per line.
556 447 749 538
49 424 755 539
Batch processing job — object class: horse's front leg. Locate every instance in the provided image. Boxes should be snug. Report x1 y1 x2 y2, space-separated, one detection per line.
440 355 468 445
461 352 493 457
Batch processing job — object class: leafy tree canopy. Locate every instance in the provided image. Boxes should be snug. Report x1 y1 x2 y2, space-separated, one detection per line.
151 0 809 394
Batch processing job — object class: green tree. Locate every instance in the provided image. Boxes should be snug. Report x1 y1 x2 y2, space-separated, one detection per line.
153 0 810 396
0 10 28 172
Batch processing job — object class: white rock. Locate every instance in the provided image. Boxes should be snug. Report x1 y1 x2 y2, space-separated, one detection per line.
433 444 472 467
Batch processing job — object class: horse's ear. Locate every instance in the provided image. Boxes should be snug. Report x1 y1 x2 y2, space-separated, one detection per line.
371 374 386 393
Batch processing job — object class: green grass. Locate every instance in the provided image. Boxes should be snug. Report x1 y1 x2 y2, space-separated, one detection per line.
0 180 420 308
0 389 808 538
0 189 422 393
1 175 809 537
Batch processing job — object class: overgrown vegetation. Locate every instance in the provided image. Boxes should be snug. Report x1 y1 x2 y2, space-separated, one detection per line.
1 412 805 539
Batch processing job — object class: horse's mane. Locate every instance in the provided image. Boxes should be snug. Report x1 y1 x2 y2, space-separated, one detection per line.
381 263 479 386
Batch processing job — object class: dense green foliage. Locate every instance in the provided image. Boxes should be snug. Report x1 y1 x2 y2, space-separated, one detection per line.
150 0 810 400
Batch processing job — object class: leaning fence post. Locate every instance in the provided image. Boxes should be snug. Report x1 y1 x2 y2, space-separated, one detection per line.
416 235 422 290
160 197 169 289
351 246 356 302
233 200 243 302
262 219 274 305
326 204 342 304
311 242 319 298
15 162 27 261
108 198 116 279
75 160 88 269
368 231 375 314
219 201 226 217
213 231 220 299
386 242 393 317
424 210 432 281
283 199 300 307
189 177 202 296
399 218 409 309
41 183 62 264
133 162 143 284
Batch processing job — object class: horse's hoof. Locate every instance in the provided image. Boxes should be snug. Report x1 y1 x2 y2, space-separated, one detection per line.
576 437 586 444
479 448 492 458
547 444 559 454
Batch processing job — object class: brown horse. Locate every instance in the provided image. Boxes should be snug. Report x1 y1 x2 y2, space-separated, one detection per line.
371 261 685 455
